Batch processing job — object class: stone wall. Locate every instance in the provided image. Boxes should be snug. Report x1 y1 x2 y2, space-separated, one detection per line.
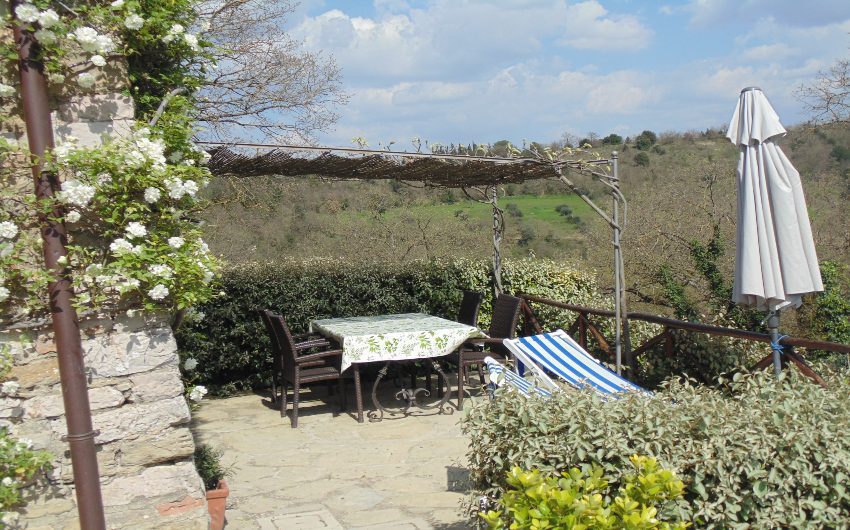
1 315 208 529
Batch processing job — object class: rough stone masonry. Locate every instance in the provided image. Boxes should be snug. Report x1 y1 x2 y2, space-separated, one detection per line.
1 314 208 529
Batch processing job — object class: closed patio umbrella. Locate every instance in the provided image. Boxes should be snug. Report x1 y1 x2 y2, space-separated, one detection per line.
726 87 823 374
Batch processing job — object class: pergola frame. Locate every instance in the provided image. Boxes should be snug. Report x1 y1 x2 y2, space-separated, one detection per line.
202 141 632 374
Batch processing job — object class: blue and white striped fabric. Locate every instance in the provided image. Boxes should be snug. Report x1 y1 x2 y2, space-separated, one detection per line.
504 330 650 396
484 356 552 398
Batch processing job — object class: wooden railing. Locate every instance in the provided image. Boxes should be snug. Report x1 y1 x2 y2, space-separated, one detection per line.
518 293 850 387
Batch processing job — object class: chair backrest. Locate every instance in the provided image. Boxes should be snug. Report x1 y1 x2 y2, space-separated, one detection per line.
260 309 283 372
488 294 522 356
457 291 484 327
268 313 298 379
489 294 522 338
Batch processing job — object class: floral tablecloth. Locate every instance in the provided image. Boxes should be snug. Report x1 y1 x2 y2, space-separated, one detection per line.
310 313 485 372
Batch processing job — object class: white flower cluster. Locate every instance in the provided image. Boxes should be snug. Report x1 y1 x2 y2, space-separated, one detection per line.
125 222 147 239
0 381 20 396
109 238 141 255
70 27 115 55
183 357 198 371
162 23 201 51
52 135 81 163
65 210 81 223
189 385 207 402
168 237 185 249
144 187 162 204
165 178 199 200
148 284 169 300
0 286 9 303
58 180 96 208
0 222 18 240
0 84 15 98
1 510 19 525
125 129 166 170
124 14 145 31
150 264 173 279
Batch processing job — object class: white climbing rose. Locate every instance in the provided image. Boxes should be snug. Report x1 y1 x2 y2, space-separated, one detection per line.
124 14 144 30
0 84 15 98
0 221 18 240
168 237 185 249
125 222 147 239
37 9 60 28
148 284 169 300
77 72 96 89
90 54 106 67
144 187 161 203
14 4 39 23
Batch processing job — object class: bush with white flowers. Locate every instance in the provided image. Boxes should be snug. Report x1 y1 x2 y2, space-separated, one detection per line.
0 348 52 525
1 0 219 320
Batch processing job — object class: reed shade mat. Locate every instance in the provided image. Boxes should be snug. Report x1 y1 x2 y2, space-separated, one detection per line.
310 313 485 372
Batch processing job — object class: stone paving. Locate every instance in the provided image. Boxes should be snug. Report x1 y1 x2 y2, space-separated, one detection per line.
192 381 479 529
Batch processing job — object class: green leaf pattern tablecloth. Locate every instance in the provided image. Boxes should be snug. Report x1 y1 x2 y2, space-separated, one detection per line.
310 313 485 372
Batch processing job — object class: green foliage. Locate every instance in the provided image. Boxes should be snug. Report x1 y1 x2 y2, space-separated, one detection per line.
505 203 523 217
634 152 650 166
655 265 698 321
480 456 689 530
193 444 229 491
634 137 651 151
464 370 850 528
175 258 602 394
831 145 850 162
0 429 52 527
602 134 624 145
808 260 850 344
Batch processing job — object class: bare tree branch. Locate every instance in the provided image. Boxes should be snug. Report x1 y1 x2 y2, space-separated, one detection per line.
196 0 349 142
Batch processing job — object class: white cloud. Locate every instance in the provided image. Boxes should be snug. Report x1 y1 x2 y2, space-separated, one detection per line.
560 1 653 50
740 43 797 62
287 1 850 147
291 0 653 84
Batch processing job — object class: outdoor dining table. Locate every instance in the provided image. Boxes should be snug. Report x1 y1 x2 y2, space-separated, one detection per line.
310 313 485 420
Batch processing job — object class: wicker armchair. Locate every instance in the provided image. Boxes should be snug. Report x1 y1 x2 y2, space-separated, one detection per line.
264 311 363 428
456 294 522 410
260 310 330 401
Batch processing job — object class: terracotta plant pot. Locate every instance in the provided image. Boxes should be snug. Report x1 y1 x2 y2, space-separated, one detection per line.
206 479 229 530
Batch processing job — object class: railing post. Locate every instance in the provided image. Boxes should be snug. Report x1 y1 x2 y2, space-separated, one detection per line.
578 313 587 349
664 329 674 358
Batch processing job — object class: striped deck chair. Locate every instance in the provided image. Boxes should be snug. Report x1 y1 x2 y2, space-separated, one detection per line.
483 356 552 398
503 330 650 397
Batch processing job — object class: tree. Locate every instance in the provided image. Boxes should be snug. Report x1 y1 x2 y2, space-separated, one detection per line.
797 58 850 124
196 1 348 142
602 133 623 145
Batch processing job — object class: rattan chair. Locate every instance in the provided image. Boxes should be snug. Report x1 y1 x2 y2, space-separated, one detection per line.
265 312 363 427
260 310 331 402
455 293 522 410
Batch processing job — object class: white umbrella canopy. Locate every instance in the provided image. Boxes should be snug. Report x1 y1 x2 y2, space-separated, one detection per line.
727 87 823 313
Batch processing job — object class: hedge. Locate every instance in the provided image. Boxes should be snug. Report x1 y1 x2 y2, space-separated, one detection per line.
463 370 850 528
175 257 603 394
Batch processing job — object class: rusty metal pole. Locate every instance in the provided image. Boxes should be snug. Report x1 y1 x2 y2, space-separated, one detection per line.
12 5 107 529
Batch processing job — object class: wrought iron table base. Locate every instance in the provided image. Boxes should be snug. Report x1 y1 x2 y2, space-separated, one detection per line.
368 360 453 421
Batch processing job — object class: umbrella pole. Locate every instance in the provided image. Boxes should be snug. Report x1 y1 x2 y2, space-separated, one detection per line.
767 310 782 376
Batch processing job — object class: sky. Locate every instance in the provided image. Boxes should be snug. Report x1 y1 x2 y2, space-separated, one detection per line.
285 0 850 148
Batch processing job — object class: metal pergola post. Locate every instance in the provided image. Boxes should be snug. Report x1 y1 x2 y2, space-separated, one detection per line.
13 5 107 528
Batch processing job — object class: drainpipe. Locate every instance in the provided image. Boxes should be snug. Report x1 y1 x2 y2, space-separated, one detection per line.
12 4 107 529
